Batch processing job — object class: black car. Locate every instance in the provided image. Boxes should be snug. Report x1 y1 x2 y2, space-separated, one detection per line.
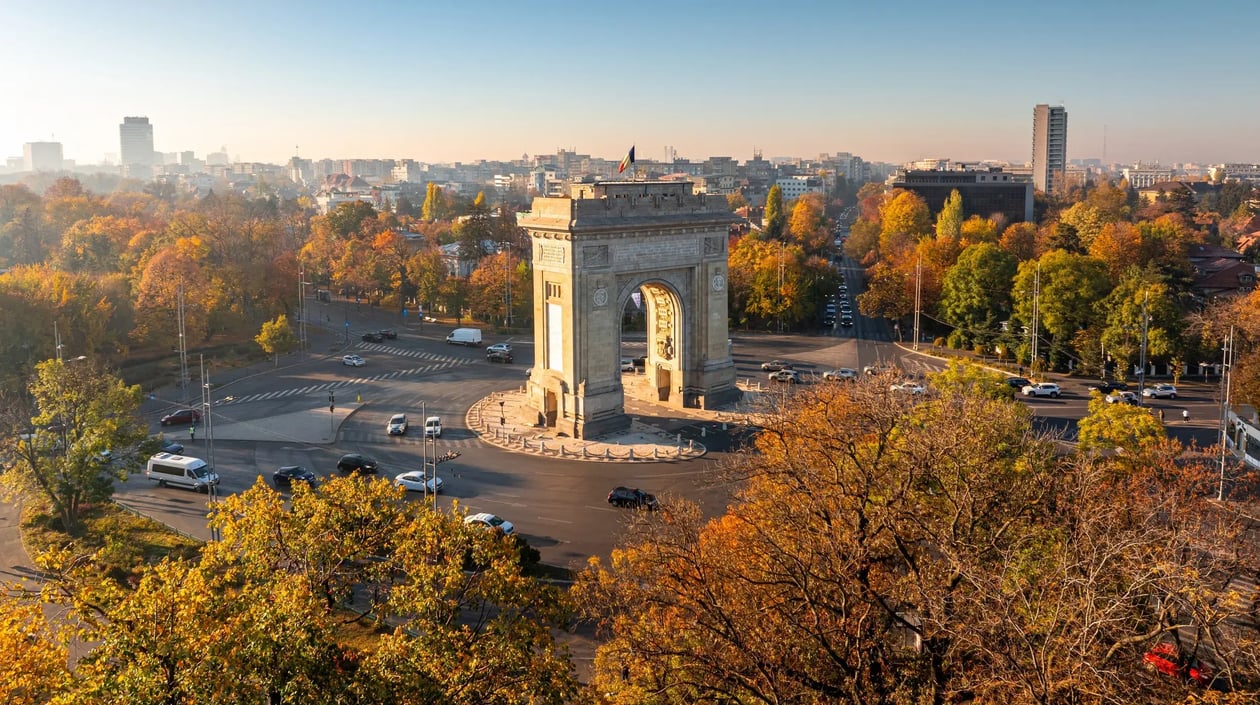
487 349 514 363
608 486 659 509
273 465 318 487
361 331 384 343
160 408 202 427
379 328 397 339
1089 380 1129 394
1005 377 1032 389
337 453 378 474
161 440 185 455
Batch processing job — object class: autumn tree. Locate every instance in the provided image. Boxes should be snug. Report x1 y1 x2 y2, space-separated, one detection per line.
466 251 532 325
455 191 493 262
575 377 1260 704
787 191 831 254
255 314 299 365
878 189 930 256
0 359 147 532
856 260 912 323
421 182 444 221
1076 390 1166 455
0 591 70 704
997 221 1038 261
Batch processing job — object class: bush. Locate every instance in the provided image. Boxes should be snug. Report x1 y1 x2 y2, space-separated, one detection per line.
947 330 968 349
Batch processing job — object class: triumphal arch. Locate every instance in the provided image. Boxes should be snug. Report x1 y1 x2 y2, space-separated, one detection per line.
518 181 739 438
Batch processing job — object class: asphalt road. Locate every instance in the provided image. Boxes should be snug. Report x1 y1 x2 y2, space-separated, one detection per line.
120 287 1229 570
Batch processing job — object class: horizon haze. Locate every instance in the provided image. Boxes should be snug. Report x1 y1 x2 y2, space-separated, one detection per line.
3 0 1258 167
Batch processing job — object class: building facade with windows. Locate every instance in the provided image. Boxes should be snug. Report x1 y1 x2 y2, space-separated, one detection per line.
22 142 62 172
119 116 155 177
1032 104 1068 194
890 168 1034 224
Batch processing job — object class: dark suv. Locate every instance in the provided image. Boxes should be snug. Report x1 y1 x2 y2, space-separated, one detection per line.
160 408 202 427
379 328 397 339
608 486 659 509
361 331 384 343
486 349 514 363
336 453 378 474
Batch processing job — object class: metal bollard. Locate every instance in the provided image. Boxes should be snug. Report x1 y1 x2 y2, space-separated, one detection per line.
688 439 694 451
604 448 612 459
722 422 728 431
628 448 635 460
540 441 546 453
653 447 659 459
701 426 706 438
582 446 589 458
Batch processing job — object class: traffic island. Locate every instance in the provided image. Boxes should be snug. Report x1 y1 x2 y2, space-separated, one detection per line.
466 390 706 462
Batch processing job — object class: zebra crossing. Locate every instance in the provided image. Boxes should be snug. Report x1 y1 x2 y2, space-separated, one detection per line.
354 343 471 364
217 362 470 406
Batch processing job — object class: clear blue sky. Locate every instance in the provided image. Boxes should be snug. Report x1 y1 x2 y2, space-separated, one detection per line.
3 0 1256 167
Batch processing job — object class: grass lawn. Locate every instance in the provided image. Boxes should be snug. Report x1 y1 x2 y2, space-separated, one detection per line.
21 497 202 585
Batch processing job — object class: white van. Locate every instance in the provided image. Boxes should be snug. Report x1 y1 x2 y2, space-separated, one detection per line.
445 328 482 346
146 452 219 492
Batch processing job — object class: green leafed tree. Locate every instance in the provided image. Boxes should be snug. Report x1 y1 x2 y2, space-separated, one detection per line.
764 184 786 240
935 188 963 239
938 243 1017 347
255 313 300 365
1011 250 1111 366
1077 391 1166 457
0 359 146 532
421 182 444 221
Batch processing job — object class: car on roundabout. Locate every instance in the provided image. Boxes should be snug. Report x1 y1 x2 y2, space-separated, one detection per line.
1089 380 1129 394
486 342 512 354
361 331 384 343
423 416 442 438
486 349 514 363
273 465 318 488
620 358 636 372
761 360 793 371
394 471 443 494
464 512 515 535
386 413 408 435
1021 382 1061 398
890 381 926 395
1105 390 1140 405
607 486 659 509
768 369 801 384
1142 383 1178 399
379 328 397 339
823 368 858 381
1005 377 1032 389
342 354 365 367
160 408 202 427
336 453 378 474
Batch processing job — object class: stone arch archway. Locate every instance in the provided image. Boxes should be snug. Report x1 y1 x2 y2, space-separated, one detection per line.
519 181 739 438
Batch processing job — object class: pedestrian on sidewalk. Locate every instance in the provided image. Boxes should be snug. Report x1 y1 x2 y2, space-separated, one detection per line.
1182 409 1190 423
1158 408 1165 424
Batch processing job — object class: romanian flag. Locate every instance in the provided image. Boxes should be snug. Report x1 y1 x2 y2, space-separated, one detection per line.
618 145 635 174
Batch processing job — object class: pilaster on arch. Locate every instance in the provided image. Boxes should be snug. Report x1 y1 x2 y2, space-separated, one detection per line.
518 181 739 439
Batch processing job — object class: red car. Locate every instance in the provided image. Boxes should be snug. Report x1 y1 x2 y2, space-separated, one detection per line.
1143 642 1213 687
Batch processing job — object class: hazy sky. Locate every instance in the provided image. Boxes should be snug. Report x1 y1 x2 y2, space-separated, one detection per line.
3 0 1257 167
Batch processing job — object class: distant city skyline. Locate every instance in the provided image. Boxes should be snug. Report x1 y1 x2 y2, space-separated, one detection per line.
3 0 1258 168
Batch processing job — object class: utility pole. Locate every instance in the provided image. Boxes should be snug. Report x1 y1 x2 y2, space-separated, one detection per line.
912 252 922 351
200 355 220 541
1030 262 1041 371
504 243 513 327
1137 290 1150 399
1218 326 1235 501
298 264 307 357
777 241 785 334
177 283 189 395
54 320 63 361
